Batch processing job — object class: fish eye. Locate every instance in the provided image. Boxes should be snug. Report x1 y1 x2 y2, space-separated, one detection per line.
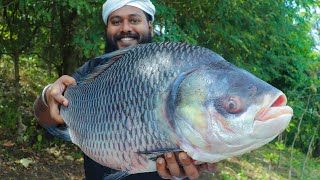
224 96 242 114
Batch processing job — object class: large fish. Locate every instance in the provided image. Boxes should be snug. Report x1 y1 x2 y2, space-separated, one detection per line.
48 42 293 178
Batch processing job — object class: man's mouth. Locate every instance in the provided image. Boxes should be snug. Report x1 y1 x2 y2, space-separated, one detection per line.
116 33 139 41
120 37 135 42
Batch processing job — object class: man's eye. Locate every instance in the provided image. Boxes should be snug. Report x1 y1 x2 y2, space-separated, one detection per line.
111 20 121 25
130 19 140 24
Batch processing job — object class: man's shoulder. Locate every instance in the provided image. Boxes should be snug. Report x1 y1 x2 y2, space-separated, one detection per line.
73 57 105 81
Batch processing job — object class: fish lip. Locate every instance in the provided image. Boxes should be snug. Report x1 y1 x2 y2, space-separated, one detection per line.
255 92 293 122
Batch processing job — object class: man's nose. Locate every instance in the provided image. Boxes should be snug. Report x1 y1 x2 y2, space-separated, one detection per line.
120 21 132 32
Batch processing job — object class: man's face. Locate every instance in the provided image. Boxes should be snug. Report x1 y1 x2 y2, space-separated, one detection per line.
105 5 153 52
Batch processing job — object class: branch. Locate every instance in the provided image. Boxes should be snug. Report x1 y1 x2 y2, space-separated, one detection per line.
289 95 311 179
293 94 320 99
300 111 320 179
0 52 13 55
0 0 16 9
291 104 320 118
18 25 41 52
0 51 44 61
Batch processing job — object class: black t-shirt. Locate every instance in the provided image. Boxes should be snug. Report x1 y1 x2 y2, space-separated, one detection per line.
73 57 165 180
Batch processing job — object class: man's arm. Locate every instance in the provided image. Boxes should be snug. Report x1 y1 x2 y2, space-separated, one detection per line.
33 75 76 127
33 58 101 127
33 96 59 127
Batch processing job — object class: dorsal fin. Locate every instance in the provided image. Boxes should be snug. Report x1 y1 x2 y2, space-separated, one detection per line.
77 46 135 84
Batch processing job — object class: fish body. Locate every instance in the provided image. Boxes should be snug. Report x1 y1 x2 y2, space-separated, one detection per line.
55 42 293 175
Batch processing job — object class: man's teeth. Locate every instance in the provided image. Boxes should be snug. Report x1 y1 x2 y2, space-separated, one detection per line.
121 37 134 41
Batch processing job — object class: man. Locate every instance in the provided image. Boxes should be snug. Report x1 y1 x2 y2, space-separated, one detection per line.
33 0 217 179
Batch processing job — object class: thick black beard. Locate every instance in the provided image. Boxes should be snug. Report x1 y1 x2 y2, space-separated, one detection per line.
105 30 152 53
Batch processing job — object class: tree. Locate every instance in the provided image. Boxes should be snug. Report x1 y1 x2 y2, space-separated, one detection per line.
0 0 42 138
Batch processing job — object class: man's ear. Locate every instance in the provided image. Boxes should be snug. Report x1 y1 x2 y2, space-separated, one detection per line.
149 21 154 37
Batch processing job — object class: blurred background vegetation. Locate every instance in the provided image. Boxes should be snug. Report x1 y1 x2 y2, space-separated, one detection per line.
0 0 319 179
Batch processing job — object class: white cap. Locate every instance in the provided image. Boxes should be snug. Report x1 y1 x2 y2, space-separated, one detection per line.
102 0 156 25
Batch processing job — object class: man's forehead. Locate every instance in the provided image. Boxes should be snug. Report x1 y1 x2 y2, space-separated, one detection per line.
108 5 145 19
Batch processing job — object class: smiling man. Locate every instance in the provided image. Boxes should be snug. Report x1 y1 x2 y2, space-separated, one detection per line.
33 0 217 179
105 5 153 52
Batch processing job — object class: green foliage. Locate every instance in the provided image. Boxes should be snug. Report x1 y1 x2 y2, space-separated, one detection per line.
70 1 106 59
237 170 249 180
0 58 19 129
276 142 285 151
221 171 237 180
264 152 280 164
220 169 249 180
152 1 198 43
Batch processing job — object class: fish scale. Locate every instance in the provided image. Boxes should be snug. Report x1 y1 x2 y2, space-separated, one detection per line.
47 42 294 177
61 42 221 173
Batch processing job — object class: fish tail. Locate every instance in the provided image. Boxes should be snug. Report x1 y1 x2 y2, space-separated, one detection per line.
46 126 71 141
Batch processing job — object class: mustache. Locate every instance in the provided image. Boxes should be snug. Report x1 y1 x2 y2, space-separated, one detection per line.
115 33 140 40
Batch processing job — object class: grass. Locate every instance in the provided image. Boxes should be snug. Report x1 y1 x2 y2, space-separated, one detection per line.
200 144 320 179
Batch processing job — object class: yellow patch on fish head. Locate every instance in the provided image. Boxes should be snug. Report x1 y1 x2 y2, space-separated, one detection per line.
179 105 208 130
175 86 211 149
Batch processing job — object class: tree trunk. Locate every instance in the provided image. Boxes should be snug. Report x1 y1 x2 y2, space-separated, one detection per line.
312 112 320 158
315 138 320 158
47 11 55 78
277 133 283 169
289 96 310 179
284 130 287 148
59 6 79 76
13 52 26 141
299 133 304 151
301 125 318 179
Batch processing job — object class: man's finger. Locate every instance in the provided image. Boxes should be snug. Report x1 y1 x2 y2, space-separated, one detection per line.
52 94 69 107
179 152 199 180
49 103 65 124
164 152 185 178
156 157 172 179
60 75 76 86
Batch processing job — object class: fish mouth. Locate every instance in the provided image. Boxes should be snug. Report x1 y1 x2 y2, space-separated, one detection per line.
255 93 293 122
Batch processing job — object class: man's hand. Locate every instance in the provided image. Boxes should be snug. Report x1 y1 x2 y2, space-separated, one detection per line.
156 152 217 180
46 75 76 124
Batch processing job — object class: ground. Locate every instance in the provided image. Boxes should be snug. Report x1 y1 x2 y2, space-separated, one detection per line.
0 128 84 180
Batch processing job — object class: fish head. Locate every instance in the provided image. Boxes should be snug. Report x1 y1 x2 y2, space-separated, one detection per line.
168 62 293 162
